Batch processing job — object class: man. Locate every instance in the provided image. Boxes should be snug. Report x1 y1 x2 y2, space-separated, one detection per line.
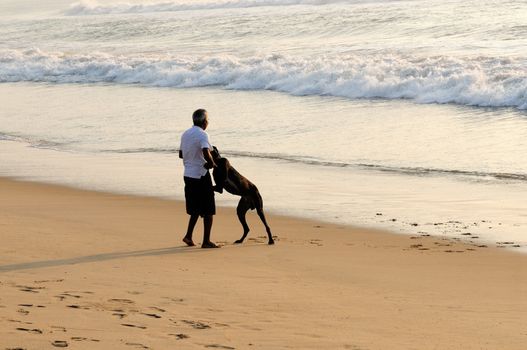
179 109 219 248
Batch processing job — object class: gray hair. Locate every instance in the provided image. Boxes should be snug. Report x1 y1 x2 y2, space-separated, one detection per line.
192 109 207 126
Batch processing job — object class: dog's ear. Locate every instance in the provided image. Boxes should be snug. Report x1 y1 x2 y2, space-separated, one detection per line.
211 146 221 159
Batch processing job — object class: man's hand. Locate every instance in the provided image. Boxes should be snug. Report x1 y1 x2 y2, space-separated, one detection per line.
203 148 217 169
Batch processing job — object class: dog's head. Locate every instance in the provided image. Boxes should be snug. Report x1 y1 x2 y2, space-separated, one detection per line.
211 145 221 160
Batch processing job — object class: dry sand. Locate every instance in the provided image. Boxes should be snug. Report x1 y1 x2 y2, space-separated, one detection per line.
0 177 526 349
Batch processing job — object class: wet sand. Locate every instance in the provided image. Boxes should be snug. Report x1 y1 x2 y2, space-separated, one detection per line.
0 177 526 349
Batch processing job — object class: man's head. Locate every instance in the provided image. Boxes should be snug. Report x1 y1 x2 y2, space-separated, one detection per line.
192 109 208 129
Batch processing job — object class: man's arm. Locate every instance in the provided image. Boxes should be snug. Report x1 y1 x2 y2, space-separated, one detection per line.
203 148 217 169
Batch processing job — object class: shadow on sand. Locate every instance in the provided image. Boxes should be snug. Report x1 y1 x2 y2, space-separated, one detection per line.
0 245 200 273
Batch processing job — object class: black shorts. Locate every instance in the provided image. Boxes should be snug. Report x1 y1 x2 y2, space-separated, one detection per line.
184 172 216 217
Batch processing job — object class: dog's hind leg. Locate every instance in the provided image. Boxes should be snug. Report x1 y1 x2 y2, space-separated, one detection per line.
256 208 274 245
234 197 251 244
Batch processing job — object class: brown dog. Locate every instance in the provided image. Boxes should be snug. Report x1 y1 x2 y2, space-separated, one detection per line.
211 147 274 245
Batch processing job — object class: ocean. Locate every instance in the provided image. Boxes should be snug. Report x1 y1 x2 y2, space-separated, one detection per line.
1 0 526 250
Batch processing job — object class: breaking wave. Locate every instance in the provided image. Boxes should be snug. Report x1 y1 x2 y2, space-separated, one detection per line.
1 48 526 109
65 0 387 16
0 131 75 150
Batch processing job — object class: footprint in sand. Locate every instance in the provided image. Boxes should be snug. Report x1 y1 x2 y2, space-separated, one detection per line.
109 298 135 304
309 239 323 246
127 291 143 295
51 326 67 333
344 345 366 350
51 340 68 348
34 279 64 284
121 324 147 329
149 306 165 313
71 337 87 341
182 320 210 329
17 309 29 315
112 311 127 319
125 343 149 349
169 333 189 340
16 285 44 293
16 328 42 334
141 313 161 319
163 297 185 303
55 292 82 301
71 337 100 342
205 345 235 349
18 304 45 308
62 292 82 298
214 323 230 327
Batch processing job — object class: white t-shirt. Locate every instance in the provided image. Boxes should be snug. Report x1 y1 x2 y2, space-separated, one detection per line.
180 125 212 179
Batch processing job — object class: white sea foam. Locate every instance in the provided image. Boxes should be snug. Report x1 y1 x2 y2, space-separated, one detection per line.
1 48 526 109
65 0 389 15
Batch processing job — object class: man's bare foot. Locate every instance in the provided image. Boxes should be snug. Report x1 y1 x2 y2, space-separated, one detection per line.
201 242 220 249
183 237 195 246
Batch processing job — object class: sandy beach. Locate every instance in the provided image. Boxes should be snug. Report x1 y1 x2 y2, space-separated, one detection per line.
0 177 525 349
2 0 527 348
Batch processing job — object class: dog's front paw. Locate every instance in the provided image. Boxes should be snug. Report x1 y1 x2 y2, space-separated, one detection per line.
234 239 244 244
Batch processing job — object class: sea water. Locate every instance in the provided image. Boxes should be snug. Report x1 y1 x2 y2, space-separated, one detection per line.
1 0 526 250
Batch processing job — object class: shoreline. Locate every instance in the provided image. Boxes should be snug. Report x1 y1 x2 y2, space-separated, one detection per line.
2 166 526 254
1 177 526 349
2 76 527 250
2 82 527 249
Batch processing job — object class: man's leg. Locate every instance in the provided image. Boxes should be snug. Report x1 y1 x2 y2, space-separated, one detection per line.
201 172 218 248
201 215 218 248
183 214 199 246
